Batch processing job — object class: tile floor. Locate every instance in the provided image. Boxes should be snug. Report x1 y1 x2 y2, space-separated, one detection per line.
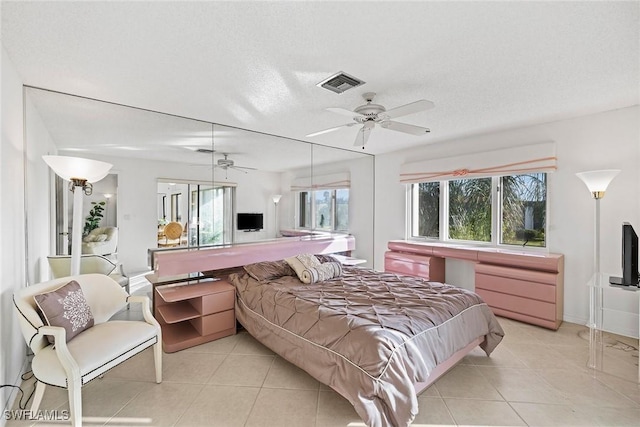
7 293 640 426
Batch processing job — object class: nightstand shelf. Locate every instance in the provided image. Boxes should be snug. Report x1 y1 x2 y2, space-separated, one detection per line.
154 279 236 353
156 301 200 324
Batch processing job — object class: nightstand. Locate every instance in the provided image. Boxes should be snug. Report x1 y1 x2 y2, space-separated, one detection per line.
154 279 236 353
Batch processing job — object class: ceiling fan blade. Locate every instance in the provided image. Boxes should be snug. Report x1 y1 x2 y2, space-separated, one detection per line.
326 107 363 118
306 122 357 137
233 165 257 171
380 120 430 135
382 100 435 120
229 166 249 174
353 126 372 147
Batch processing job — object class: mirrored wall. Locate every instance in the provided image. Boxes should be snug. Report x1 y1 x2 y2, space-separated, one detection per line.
24 87 374 282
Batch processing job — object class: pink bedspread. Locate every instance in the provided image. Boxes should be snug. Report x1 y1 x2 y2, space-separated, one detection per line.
230 267 504 427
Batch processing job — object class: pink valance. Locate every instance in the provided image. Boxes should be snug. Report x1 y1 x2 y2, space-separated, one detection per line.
400 142 557 184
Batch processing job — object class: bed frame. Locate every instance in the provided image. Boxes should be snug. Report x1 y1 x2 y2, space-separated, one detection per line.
415 336 483 395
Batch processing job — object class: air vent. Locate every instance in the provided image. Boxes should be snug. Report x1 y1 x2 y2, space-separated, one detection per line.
317 71 365 94
194 148 215 154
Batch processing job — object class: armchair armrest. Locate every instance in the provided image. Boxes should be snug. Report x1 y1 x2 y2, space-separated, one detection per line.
37 326 81 382
127 295 161 330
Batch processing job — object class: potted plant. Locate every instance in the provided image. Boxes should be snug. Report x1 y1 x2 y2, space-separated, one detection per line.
83 201 106 236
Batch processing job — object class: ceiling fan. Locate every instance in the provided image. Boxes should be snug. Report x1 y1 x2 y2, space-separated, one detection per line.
306 92 434 147
215 153 256 174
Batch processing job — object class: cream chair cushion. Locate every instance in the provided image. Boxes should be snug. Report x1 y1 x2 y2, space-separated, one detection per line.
32 320 158 387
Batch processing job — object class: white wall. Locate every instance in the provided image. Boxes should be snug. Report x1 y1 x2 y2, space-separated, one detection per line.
375 106 640 337
0 47 27 420
25 94 60 283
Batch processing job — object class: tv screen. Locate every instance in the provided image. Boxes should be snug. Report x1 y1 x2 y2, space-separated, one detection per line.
237 213 263 231
622 222 639 286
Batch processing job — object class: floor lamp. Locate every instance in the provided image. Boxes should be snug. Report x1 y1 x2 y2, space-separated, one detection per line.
43 156 113 276
272 194 282 237
576 169 620 369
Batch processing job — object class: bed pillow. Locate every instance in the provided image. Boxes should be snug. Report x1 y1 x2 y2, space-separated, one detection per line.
285 254 343 284
315 254 340 264
299 262 343 284
284 253 321 279
34 280 95 344
243 260 295 281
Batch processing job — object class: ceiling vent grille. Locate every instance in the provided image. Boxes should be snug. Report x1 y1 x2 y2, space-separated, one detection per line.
194 148 215 154
317 71 365 94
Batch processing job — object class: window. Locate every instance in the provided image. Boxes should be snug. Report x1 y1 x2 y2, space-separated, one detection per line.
411 182 440 239
411 173 546 247
500 173 546 247
188 184 234 246
298 189 349 231
299 192 311 228
448 177 492 242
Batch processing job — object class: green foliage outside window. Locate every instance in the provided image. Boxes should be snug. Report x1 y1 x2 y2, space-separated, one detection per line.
501 173 546 247
412 173 546 247
449 178 492 242
416 182 440 238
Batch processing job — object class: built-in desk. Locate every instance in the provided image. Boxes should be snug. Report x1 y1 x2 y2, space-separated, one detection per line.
385 241 564 330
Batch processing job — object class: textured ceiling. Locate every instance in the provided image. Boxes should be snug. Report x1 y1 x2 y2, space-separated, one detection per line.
3 1 639 157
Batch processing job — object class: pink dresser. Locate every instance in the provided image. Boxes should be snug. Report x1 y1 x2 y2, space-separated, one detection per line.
385 241 564 330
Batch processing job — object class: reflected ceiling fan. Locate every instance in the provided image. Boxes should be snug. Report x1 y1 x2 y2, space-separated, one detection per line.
306 92 434 147
215 153 256 175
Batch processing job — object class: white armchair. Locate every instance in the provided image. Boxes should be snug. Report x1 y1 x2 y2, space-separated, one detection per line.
48 254 130 294
13 274 162 427
81 226 118 255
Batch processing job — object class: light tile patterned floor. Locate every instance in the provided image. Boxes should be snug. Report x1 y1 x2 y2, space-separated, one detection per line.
7 294 640 426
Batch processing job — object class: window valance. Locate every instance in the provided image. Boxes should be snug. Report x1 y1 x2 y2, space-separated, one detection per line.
399 141 557 184
291 172 351 191
158 178 238 188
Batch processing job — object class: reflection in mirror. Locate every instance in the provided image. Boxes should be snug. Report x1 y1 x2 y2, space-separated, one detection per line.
25 87 214 281
311 144 375 265
156 178 234 248
24 87 375 284
212 125 313 245
55 173 119 255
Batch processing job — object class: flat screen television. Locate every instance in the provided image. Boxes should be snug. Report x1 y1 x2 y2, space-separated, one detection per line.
610 222 639 287
237 213 263 231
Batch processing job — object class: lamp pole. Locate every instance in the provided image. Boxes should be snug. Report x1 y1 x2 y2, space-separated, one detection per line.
43 156 113 276
273 194 282 237
576 169 620 370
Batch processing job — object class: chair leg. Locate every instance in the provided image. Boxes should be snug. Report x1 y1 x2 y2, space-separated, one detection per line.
30 381 46 412
68 379 82 427
153 341 162 383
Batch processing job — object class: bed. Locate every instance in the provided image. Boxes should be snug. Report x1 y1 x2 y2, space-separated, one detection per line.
229 255 504 427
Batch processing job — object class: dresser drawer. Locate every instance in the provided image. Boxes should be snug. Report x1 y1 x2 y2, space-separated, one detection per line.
190 289 235 315
476 289 556 321
475 273 556 303
191 309 235 336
